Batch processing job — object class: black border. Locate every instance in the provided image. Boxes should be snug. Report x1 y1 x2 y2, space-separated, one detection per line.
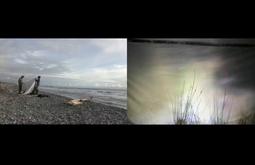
1 12 255 150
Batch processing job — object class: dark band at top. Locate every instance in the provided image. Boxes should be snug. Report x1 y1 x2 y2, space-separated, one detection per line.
128 39 255 47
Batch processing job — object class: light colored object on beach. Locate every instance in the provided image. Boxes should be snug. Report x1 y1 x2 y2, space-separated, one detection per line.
21 79 33 90
66 99 89 106
23 81 36 95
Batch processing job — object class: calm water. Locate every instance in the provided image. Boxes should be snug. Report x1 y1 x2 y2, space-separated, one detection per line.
40 86 127 109
128 40 255 124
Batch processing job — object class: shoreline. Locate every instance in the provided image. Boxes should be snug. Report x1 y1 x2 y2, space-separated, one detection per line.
40 89 127 110
0 82 131 124
40 86 127 110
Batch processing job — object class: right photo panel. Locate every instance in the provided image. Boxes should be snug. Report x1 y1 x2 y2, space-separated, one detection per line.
128 39 255 124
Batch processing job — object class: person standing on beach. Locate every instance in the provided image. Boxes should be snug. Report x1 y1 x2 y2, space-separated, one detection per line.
33 76 41 95
18 75 24 94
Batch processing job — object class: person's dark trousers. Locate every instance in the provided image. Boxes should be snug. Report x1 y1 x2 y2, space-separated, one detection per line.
34 87 38 94
18 84 22 94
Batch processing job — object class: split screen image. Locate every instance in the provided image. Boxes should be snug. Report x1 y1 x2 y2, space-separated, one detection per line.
0 38 255 124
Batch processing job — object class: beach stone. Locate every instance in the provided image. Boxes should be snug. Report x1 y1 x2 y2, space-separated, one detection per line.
0 82 131 124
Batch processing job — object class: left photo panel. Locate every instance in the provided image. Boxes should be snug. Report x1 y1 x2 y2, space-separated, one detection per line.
0 39 129 124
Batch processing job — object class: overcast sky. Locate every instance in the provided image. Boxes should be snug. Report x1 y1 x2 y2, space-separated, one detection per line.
0 39 127 88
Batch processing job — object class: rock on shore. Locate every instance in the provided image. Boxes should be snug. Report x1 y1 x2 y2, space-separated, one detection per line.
0 82 131 124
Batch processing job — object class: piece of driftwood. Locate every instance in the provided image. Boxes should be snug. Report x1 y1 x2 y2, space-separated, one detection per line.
65 99 89 106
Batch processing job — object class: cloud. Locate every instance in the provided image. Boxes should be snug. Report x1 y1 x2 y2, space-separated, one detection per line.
14 58 28 64
46 64 58 69
27 50 46 57
90 39 127 55
55 63 127 88
0 39 127 88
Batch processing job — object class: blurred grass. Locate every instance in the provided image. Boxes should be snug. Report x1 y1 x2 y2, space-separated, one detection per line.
169 73 234 125
210 89 231 124
238 111 255 124
170 73 202 124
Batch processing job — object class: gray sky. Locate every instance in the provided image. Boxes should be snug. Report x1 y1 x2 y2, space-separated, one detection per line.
0 39 127 88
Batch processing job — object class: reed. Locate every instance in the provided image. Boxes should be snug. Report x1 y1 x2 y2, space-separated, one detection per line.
170 73 202 124
210 89 231 124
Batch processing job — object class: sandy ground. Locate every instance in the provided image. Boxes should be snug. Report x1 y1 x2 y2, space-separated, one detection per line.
0 82 131 124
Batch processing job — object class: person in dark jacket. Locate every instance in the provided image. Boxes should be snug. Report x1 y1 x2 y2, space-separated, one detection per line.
18 75 24 94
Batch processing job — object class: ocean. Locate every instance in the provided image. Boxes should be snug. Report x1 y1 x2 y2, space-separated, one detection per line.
40 86 127 109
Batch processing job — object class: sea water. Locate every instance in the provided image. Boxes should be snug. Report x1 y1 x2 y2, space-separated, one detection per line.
40 86 127 109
